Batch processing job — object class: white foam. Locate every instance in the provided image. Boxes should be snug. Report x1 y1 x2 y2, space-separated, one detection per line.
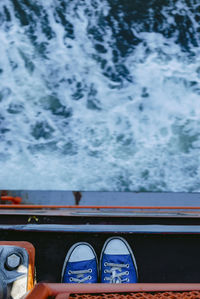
0 0 200 191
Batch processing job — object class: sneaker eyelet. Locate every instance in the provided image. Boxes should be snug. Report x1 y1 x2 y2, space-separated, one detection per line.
68 270 72 274
104 270 107 273
69 277 73 282
88 276 92 280
126 278 130 282
88 269 92 273
126 264 129 268
126 271 129 275
104 262 108 266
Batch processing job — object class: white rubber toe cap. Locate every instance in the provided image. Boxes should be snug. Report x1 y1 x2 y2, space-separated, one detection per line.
104 238 129 255
69 244 95 262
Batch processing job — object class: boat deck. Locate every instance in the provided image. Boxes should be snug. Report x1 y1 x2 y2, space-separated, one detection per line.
0 205 200 283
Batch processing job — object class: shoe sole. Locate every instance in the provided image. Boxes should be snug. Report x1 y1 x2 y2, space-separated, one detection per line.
61 242 98 282
99 236 138 282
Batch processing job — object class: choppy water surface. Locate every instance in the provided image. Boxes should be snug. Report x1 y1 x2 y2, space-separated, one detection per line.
0 0 200 191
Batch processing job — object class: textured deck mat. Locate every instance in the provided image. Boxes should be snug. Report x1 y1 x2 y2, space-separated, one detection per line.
69 291 200 298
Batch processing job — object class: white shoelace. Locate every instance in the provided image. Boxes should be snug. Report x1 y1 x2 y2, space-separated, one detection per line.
104 262 129 283
68 269 92 283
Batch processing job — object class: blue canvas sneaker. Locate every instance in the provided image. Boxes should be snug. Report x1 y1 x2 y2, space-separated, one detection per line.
61 242 98 283
100 237 138 283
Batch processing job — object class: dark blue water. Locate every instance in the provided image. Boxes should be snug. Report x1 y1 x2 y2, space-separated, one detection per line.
0 0 200 191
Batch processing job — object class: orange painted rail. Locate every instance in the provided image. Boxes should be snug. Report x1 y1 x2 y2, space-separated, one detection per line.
26 283 200 299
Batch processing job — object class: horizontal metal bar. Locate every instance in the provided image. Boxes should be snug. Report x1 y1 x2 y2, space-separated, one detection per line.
4 191 200 207
1 224 200 233
1 205 200 210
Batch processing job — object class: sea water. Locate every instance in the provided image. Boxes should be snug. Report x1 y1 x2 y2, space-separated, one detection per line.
0 0 200 191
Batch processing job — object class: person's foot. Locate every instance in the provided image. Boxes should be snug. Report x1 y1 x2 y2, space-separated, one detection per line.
100 237 138 283
61 242 98 283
